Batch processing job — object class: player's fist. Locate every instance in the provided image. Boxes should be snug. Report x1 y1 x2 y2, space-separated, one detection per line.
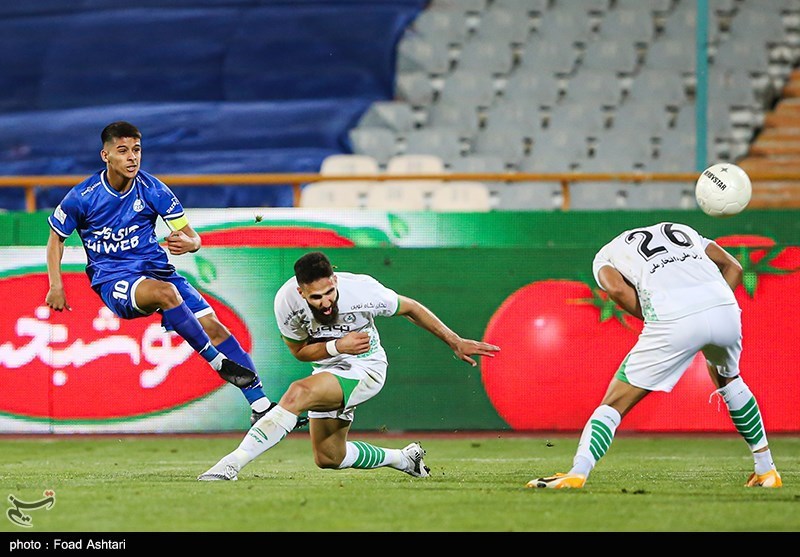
336 331 371 355
164 230 198 255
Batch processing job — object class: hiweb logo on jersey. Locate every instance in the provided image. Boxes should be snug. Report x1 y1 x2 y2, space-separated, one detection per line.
0 271 252 430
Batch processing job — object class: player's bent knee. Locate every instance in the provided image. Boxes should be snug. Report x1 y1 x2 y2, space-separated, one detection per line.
153 282 182 308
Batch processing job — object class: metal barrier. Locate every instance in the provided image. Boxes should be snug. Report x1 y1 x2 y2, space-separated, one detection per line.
1 171 799 212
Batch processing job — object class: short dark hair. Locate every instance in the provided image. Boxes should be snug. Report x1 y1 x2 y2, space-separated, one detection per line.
294 251 334 285
101 121 141 145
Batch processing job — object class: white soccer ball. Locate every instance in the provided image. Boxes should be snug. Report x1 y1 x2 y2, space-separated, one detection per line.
695 163 752 217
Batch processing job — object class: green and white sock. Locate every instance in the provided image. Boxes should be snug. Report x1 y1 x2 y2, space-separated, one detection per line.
715 377 768 452
570 404 621 477
338 441 404 470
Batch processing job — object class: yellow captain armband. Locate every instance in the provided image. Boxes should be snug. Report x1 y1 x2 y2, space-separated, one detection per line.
165 215 189 232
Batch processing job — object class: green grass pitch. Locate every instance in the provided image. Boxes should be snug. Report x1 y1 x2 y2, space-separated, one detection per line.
0 433 797 533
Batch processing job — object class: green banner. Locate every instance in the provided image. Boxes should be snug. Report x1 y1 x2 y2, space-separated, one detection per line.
2 209 798 433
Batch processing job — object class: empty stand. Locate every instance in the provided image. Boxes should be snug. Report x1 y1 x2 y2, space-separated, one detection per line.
428 181 492 212
299 182 369 209
364 183 428 211
356 101 417 134
348 127 398 168
402 127 464 164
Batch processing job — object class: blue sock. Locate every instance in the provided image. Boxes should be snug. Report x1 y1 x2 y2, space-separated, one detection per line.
161 303 219 363
217 336 268 405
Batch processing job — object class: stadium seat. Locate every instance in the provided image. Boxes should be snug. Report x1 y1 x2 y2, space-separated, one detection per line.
579 39 641 75
428 181 492 212
596 8 656 46
503 72 563 110
348 128 399 167
396 35 452 75
395 71 438 107
402 127 464 164
299 182 371 209
320 154 380 176
384 154 446 197
438 68 499 109
474 7 532 45
496 182 564 211
471 124 528 168
425 102 481 140
410 7 471 47
363 182 429 210
356 101 417 134
569 181 627 210
455 36 516 75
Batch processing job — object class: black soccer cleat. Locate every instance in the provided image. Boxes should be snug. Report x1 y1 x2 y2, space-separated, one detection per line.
217 358 258 388
250 401 310 430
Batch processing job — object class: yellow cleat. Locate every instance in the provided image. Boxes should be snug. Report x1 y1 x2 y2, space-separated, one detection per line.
745 470 782 488
526 472 586 489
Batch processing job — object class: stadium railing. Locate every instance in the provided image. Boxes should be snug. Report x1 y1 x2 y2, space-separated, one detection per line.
1 171 799 212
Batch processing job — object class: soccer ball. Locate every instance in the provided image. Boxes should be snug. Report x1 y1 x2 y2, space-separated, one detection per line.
695 163 752 217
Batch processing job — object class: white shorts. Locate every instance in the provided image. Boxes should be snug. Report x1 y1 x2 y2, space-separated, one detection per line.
307 358 387 421
617 303 742 392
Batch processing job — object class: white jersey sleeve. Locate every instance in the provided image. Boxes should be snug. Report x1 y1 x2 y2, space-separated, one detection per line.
274 277 311 342
592 222 737 321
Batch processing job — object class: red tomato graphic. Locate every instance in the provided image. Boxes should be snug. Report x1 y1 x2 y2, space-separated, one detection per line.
715 235 800 432
480 279 716 432
0 272 251 420
481 280 645 430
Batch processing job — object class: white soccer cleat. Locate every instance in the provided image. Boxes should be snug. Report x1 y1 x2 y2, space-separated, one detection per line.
401 442 430 478
197 457 240 481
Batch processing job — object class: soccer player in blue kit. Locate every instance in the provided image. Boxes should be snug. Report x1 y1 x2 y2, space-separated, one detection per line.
44 121 281 425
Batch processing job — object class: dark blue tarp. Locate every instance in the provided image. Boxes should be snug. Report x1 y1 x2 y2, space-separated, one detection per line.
0 99 372 208
0 0 427 208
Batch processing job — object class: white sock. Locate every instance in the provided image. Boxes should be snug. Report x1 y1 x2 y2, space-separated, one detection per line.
251 398 271 412
753 449 776 475
209 352 225 371
229 405 298 469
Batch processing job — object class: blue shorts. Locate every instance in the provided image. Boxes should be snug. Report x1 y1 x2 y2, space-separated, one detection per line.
94 271 213 330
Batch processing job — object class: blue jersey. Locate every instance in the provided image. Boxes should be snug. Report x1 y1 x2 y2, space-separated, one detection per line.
47 169 188 287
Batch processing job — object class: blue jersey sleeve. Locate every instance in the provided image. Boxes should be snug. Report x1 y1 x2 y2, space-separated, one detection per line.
47 188 81 239
146 174 188 231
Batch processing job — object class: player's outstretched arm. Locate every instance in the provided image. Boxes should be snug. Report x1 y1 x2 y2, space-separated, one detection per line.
45 228 70 311
165 224 201 255
396 295 500 367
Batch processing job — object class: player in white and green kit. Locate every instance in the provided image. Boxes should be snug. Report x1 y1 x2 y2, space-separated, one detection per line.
530 222 782 489
198 251 500 481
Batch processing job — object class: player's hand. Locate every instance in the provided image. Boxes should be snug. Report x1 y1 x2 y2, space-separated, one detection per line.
452 338 500 367
335 331 371 355
45 287 71 312
164 230 198 255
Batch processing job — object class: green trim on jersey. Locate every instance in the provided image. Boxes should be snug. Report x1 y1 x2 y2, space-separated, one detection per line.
280 334 306 344
336 375 360 407
392 293 401 316
614 355 631 384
